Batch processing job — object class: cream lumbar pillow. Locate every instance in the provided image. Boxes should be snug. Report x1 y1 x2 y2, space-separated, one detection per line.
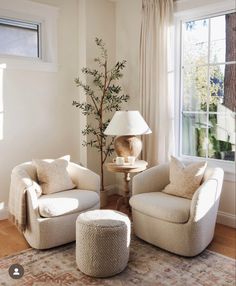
162 156 207 199
33 158 76 195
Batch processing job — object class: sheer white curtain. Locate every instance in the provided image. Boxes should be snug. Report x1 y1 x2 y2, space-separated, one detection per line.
140 0 174 166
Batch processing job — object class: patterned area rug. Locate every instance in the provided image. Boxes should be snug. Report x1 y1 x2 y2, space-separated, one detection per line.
0 235 235 286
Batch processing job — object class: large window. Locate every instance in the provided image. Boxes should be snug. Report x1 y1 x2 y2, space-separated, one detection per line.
0 18 40 58
181 12 236 162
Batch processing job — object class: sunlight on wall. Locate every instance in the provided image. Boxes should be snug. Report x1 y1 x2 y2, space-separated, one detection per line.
0 63 6 140
0 201 4 210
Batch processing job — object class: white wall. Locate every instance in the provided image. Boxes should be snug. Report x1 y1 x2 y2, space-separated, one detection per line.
0 0 80 217
116 0 142 110
85 0 116 187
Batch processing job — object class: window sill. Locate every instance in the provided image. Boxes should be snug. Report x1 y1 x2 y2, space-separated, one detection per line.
0 57 58 72
180 155 235 182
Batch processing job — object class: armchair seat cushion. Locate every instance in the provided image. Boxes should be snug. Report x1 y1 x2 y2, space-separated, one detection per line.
38 189 99 218
129 192 191 223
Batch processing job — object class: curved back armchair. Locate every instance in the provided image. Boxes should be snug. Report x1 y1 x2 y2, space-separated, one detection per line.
9 161 100 249
129 162 224 256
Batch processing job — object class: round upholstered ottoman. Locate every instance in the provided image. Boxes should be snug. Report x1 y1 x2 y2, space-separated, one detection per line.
76 209 131 278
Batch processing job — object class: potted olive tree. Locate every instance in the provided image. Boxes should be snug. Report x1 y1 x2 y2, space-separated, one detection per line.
73 38 129 206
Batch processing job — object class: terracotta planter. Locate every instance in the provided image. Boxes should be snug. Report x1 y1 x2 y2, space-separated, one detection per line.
100 190 108 208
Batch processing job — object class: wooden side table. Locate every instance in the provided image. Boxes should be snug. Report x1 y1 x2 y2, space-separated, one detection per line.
106 160 148 210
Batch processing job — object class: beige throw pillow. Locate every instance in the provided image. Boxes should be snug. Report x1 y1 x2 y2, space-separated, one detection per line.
33 158 76 195
163 156 207 199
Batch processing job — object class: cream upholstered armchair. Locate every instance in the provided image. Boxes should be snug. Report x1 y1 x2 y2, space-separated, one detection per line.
129 162 224 257
9 161 100 249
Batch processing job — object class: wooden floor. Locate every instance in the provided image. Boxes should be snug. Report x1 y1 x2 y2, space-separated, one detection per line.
0 194 235 259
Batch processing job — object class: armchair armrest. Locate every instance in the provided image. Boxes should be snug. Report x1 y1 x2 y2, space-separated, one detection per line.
190 168 224 222
68 162 100 194
26 184 40 210
25 184 40 220
132 163 170 196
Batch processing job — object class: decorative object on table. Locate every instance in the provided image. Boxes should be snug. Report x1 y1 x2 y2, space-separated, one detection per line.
1 234 235 285
73 38 129 207
104 110 151 162
106 160 148 210
76 210 131 278
130 159 224 256
127 156 136 165
115 156 125 165
8 158 100 249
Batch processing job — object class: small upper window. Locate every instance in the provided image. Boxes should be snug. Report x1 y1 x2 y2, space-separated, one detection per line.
0 18 40 59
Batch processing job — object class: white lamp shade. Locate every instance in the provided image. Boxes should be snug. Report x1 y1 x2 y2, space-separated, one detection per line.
104 111 152 135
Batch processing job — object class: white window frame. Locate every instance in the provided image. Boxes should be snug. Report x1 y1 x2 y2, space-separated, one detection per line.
0 0 58 72
174 0 236 179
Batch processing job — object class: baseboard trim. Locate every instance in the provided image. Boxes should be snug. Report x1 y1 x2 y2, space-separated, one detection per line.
217 211 236 228
0 206 9 220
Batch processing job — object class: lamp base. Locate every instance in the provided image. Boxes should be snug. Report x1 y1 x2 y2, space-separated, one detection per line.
114 135 142 161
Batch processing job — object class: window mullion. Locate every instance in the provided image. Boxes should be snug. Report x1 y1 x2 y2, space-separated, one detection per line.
206 17 211 159
179 21 184 157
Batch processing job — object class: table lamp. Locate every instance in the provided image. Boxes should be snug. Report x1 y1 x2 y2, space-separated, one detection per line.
104 110 152 161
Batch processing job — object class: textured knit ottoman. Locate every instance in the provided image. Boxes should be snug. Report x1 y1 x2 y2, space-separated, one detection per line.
76 209 131 278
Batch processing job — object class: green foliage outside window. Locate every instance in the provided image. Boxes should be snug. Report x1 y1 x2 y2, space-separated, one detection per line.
182 15 235 161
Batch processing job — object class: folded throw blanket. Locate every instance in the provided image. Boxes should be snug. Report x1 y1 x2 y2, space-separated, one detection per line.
8 165 41 232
